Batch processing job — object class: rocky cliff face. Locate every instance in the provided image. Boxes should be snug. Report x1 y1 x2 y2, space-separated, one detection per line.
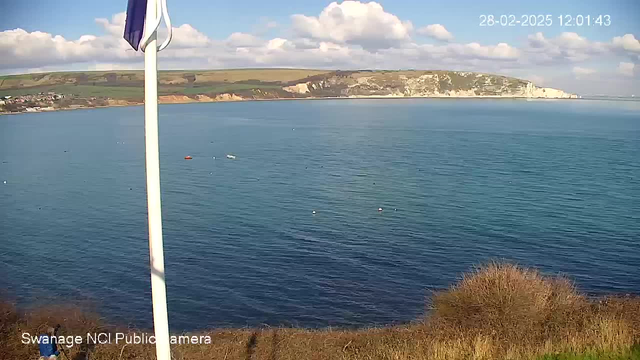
282 71 576 99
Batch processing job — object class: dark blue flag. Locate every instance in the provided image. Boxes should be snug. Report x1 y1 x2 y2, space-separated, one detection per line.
124 0 148 51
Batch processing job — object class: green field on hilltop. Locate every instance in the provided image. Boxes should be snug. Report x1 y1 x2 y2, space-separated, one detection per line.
0 69 571 104
0 69 330 99
0 84 144 98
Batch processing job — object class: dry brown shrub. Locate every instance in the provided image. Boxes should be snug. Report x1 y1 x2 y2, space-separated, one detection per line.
429 262 589 346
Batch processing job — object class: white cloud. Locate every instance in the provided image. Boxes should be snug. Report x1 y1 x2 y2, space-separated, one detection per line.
417 24 453 42
376 40 520 66
453 42 519 60
226 32 263 48
612 34 640 53
168 24 211 48
95 13 127 37
554 32 591 50
572 66 596 77
0 28 134 70
617 62 635 77
525 32 608 63
291 1 413 50
266 38 288 50
0 13 218 71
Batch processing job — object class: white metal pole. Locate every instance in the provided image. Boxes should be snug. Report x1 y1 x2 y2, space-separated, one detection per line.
144 0 171 358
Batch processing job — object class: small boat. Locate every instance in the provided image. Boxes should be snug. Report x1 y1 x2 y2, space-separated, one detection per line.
184 156 193 160
226 154 236 160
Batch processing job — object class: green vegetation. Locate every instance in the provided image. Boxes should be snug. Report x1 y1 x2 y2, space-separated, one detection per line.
2 263 638 359
0 84 144 98
0 69 544 102
161 83 281 96
0 69 331 100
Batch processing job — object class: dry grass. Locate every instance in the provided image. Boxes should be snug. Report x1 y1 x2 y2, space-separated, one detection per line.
2 263 638 360
429 263 588 345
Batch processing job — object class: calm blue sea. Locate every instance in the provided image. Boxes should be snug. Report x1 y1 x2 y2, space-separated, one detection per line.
1 99 639 331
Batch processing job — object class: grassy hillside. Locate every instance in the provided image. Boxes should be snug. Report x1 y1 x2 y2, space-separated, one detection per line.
2 263 639 360
0 69 331 100
0 69 542 100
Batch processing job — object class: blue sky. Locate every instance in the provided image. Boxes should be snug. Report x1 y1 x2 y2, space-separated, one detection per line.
0 0 639 95
2 0 638 42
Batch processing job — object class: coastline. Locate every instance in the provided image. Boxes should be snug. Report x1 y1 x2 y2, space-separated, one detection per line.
0 94 587 116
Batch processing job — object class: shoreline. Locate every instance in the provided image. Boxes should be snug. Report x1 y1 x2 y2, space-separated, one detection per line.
0 94 590 116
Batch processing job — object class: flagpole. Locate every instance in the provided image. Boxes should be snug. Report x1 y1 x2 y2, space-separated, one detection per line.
143 0 171 358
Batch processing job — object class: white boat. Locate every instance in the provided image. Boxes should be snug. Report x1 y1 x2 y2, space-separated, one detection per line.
226 154 236 160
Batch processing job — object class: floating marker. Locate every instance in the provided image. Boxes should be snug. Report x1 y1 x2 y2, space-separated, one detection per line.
184 156 193 160
378 207 383 212
3 181 6 184
312 210 316 214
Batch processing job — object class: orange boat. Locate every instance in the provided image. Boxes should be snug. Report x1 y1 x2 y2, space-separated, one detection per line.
184 156 193 160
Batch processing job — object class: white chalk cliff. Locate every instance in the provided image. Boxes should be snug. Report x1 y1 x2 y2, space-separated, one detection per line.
282 71 576 99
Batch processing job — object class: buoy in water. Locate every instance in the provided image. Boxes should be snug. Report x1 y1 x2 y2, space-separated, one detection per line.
184 156 193 160
378 207 383 212
3 181 6 184
312 210 316 214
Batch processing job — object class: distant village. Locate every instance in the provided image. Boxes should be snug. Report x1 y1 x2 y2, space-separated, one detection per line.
0 92 110 114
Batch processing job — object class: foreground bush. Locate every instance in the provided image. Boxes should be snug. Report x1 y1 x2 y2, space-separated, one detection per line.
430 263 588 344
426 263 638 359
1 263 638 360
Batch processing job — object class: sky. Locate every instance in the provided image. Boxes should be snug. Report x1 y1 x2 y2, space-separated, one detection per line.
0 0 639 96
